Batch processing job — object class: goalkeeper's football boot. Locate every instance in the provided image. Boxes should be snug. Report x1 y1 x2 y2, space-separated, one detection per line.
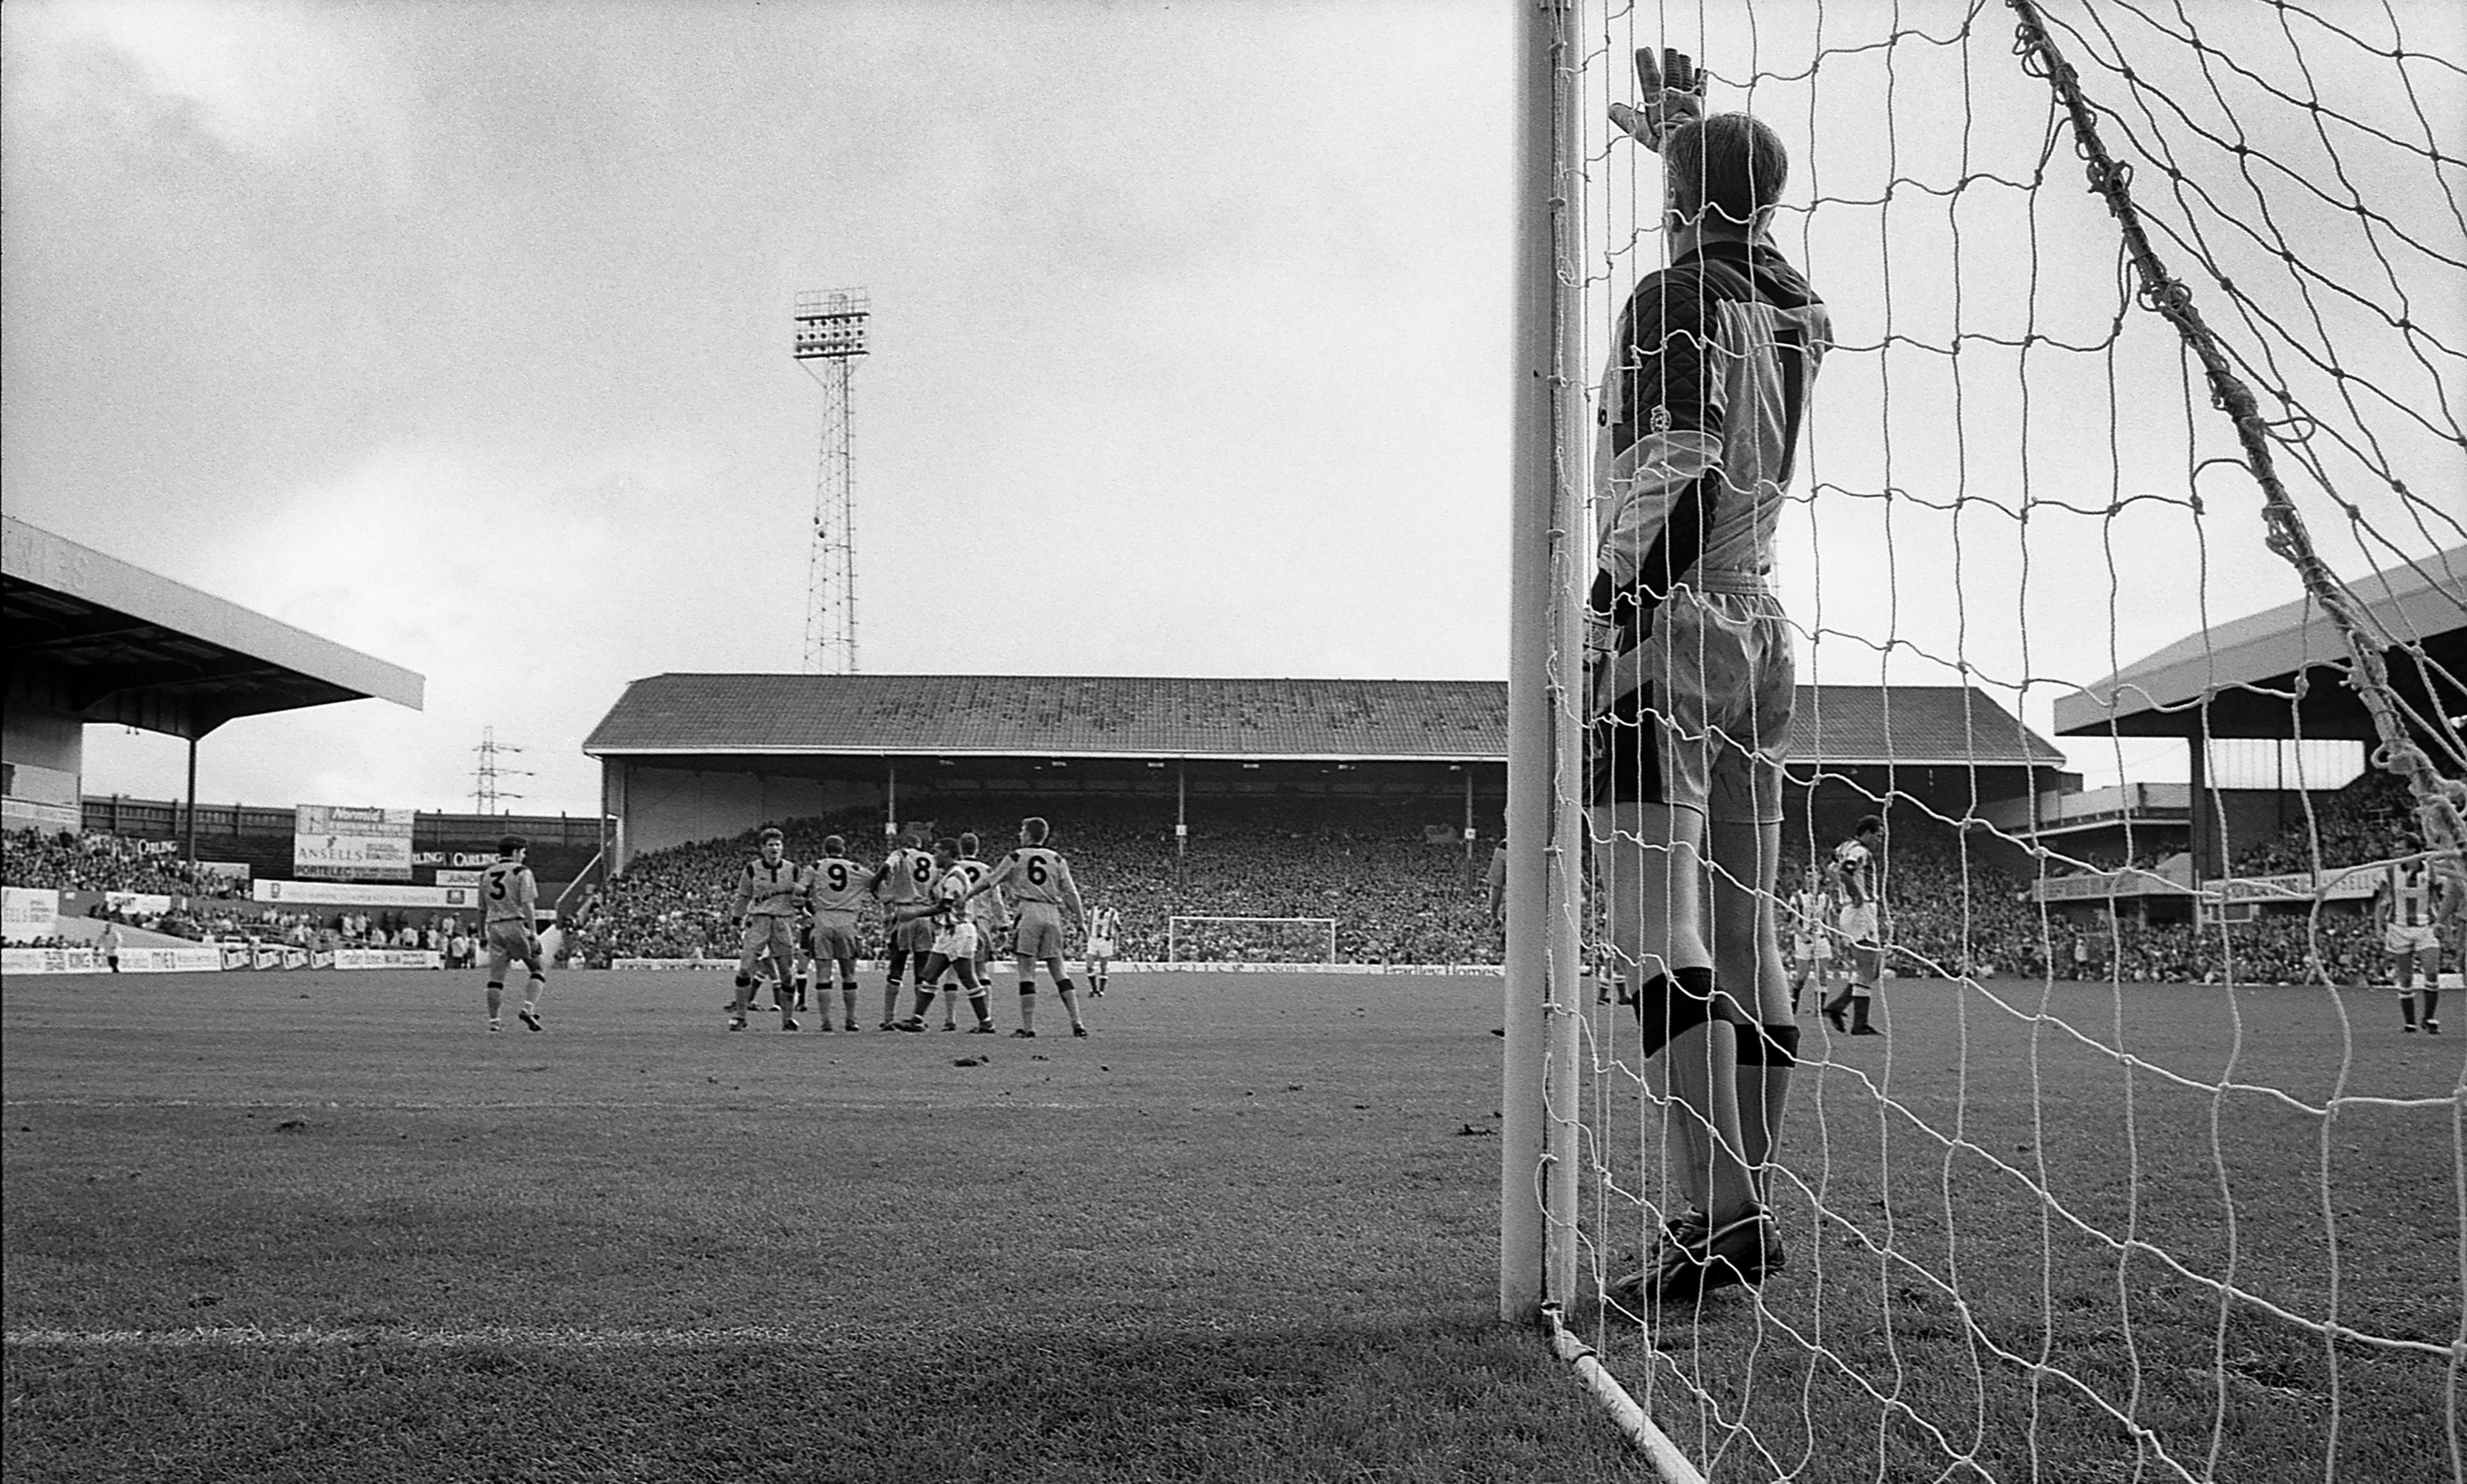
895 1017 927 1033
1012 1028 1038 1039
781 1016 800 1031
729 1015 747 1032
1072 1024 1089 1038
518 1009 542 1033
488 1019 502 1033
1650 1208 1773 1304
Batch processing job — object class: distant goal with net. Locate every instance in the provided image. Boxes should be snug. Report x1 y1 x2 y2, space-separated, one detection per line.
1165 916 1339 966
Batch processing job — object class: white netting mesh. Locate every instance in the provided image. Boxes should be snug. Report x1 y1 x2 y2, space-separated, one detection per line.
1526 3 2466 1479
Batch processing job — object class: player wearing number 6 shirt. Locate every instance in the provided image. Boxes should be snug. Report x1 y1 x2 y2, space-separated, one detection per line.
802 835 871 1032
480 835 547 1032
958 815 1089 1038
732 829 806 1032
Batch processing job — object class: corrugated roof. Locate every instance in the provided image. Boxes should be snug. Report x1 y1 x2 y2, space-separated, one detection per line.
583 675 2064 768
2053 544 2465 736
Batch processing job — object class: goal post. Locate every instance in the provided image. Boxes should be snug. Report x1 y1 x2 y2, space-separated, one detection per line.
1505 1 2464 1480
1164 916 1338 965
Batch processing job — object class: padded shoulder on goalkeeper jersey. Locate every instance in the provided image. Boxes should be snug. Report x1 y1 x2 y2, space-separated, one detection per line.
1590 238 1830 653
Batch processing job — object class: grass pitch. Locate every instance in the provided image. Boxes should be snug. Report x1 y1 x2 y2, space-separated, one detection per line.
5 968 1649 1483
5 968 2459 1483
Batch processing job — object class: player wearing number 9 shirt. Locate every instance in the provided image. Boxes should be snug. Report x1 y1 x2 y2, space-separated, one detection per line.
480 835 547 1032
959 815 1089 1039
803 836 869 1032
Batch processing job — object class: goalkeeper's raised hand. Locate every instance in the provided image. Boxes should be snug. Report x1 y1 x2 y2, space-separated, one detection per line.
1608 46 1706 153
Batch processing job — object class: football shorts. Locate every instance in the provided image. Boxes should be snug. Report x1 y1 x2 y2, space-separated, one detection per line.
1011 906 1069 962
1791 936 1831 964
484 920 542 978
1586 589 1794 824
1837 903 1881 948
811 918 862 964
2385 923 2441 957
738 914 797 967
931 919 980 961
1087 936 1117 960
890 915 937 953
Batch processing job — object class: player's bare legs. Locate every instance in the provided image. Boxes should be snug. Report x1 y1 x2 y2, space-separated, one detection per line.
1598 801 1756 1230
1708 818 1792 1215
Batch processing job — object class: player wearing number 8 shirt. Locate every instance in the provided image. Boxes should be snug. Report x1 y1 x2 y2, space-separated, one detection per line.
959 815 1089 1038
871 829 937 1030
732 828 806 1032
480 835 547 1032
802 835 870 1032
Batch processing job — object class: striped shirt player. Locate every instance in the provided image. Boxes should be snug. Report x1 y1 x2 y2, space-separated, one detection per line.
894 842 998 1034
479 835 546 1032
731 829 806 1030
1086 905 1122 997
1822 816 1887 1036
1785 874 1834 1014
2377 856 2449 1033
960 817 1090 1038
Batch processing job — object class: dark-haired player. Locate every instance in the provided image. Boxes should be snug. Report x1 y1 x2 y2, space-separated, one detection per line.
480 835 548 1032
894 838 997 1034
959 816 1090 1038
1590 48 1830 1310
1821 817 1887 1038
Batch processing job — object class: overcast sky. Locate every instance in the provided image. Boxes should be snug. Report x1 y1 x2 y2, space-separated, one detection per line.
6 0 2459 819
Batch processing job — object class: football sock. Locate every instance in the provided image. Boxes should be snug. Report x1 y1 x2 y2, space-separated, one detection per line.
1057 978 1083 1030
486 983 503 1019
734 974 756 1015
882 983 901 1023
1018 982 1037 1034
2423 989 2441 1025
912 988 937 1020
842 982 860 1021
968 991 992 1027
527 973 546 1011
2401 992 2419 1027
1850 992 1876 1033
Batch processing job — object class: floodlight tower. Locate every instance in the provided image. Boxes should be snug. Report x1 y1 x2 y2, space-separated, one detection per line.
472 727 533 815
794 288 871 675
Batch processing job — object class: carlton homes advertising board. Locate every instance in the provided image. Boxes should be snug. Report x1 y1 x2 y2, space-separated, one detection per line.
294 804 415 881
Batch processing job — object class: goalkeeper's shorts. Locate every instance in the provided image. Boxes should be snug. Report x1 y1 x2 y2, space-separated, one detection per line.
1586 588 1794 825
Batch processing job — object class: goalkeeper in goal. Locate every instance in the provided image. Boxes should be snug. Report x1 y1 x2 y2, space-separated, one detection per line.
1587 49 1831 1309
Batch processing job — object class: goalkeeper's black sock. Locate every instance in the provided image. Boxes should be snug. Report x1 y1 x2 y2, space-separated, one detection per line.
2422 988 2439 1027
2401 991 2418 1028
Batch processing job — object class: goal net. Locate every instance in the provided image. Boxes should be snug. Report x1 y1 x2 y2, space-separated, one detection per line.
1166 915 1340 965
1502 3 2464 1481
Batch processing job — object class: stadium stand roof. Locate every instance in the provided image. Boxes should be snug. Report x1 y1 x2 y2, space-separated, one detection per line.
3 516 423 738
2051 545 2466 740
584 675 2064 768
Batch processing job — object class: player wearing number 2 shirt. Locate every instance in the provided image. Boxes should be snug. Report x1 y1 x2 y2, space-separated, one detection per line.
959 816 1089 1039
480 835 547 1033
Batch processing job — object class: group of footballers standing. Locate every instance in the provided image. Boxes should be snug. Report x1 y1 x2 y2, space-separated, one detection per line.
728 816 1123 1039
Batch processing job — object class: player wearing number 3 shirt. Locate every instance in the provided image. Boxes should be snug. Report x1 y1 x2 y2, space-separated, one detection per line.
959 816 1090 1039
480 835 547 1033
